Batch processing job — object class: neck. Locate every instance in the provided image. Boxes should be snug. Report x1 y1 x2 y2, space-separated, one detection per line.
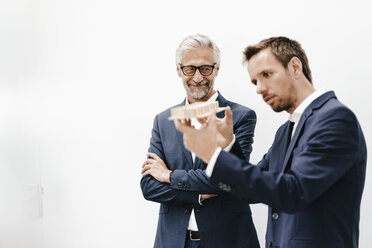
287 80 315 114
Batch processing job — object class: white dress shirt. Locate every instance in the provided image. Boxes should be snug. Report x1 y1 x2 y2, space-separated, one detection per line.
289 89 326 137
186 91 219 231
206 89 327 177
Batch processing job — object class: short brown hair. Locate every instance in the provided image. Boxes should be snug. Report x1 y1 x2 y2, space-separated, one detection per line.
243 36 312 83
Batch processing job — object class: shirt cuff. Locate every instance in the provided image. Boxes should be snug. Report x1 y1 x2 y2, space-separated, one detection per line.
198 194 204 205
224 135 236 152
206 147 222 177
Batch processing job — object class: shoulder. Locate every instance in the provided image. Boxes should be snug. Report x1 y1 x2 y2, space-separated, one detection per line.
304 95 361 140
312 96 357 124
155 102 184 122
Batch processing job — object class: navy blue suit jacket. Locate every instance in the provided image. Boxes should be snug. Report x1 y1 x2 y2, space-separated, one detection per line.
210 91 367 248
141 93 260 248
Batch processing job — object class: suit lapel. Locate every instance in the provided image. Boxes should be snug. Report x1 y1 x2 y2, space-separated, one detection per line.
194 156 205 170
174 98 194 169
267 121 291 172
175 130 194 169
216 92 228 119
280 91 336 172
281 112 311 173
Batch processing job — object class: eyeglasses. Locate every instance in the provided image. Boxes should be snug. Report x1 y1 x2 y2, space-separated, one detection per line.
179 63 216 76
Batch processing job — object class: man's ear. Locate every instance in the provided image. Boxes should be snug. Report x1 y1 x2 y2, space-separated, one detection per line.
177 66 182 78
289 57 303 79
214 66 220 77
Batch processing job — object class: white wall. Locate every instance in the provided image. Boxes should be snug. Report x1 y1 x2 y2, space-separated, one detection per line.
1 0 371 247
0 1 43 247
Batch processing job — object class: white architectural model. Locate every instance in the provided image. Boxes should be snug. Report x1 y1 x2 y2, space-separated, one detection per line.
169 101 225 120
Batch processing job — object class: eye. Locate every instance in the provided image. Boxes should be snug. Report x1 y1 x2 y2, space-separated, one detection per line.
200 66 212 73
263 72 270 78
182 66 196 76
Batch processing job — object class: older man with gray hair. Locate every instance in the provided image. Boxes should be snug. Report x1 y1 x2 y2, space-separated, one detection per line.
140 34 260 248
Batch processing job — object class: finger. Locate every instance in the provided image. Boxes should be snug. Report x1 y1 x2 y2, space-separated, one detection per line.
142 159 155 168
207 110 217 129
215 118 223 128
142 169 152 177
224 106 233 124
174 118 192 127
174 119 196 133
197 116 208 124
204 194 218 199
141 164 151 174
147 152 161 161
201 194 217 200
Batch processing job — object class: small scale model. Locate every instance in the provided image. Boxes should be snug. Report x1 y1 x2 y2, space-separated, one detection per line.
169 101 226 120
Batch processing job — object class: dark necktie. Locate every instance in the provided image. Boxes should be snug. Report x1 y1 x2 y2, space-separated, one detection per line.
286 121 295 151
281 120 295 160
270 120 296 172
281 121 295 172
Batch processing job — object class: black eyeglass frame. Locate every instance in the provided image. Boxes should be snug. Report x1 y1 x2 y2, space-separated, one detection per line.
179 63 217 76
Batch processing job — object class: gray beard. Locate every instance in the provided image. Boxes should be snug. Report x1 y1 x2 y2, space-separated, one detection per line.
184 82 211 100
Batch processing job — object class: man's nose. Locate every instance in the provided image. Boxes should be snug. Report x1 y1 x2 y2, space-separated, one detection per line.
256 81 267 95
192 69 204 82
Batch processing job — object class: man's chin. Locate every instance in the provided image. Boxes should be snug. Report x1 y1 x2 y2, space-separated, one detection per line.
188 90 210 100
191 94 209 100
271 104 291 113
272 108 283 113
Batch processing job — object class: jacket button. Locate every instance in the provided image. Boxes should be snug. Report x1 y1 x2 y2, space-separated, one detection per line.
272 212 279 220
178 182 182 187
268 241 273 247
184 209 190 214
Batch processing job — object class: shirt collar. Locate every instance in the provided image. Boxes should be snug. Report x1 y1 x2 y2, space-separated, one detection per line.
289 88 326 124
185 91 219 105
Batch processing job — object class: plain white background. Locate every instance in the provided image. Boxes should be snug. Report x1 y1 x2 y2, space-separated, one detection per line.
1 0 371 247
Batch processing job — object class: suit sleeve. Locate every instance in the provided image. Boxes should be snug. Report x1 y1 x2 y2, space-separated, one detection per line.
169 108 257 193
140 115 199 206
234 109 257 162
210 107 361 213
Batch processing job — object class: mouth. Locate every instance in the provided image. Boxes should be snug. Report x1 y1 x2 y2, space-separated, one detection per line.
188 83 208 88
264 95 274 104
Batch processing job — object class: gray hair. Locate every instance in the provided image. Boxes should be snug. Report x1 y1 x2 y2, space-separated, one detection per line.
176 34 220 66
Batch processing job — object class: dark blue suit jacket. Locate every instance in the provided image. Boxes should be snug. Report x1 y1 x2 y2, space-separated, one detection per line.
210 91 367 248
141 93 260 248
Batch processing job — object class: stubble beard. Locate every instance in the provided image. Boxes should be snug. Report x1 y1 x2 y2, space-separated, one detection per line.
272 101 293 113
272 80 296 113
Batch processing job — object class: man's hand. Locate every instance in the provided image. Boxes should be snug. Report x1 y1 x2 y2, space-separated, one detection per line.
190 107 234 149
174 112 219 164
142 152 171 183
216 106 234 149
